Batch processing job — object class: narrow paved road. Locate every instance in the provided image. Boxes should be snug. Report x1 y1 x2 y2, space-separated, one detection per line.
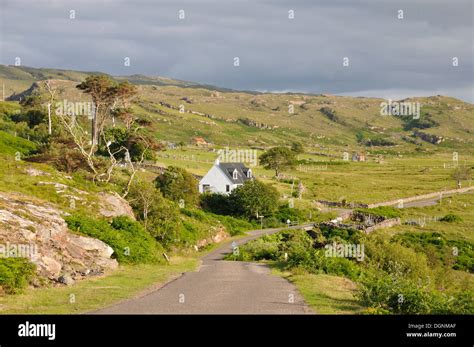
96 224 314 314
95 190 472 314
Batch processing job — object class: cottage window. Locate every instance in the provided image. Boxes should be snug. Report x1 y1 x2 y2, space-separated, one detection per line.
226 185 230 192
247 170 252 178
232 170 238 180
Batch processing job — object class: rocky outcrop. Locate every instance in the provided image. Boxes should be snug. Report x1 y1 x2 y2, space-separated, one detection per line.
0 192 118 285
413 130 444 145
196 226 229 249
98 192 135 219
33 180 135 220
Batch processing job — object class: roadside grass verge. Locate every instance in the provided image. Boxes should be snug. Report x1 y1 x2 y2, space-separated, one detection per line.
271 264 364 314
0 256 198 314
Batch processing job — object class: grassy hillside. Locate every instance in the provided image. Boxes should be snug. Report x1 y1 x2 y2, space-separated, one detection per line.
1 64 473 151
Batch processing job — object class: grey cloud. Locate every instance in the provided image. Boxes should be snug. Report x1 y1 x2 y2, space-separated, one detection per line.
0 0 472 101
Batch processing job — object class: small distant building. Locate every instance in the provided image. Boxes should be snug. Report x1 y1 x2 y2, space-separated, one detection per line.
352 152 366 162
199 160 253 194
192 137 210 147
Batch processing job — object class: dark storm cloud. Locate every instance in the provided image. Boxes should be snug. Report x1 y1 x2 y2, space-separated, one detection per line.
0 0 472 101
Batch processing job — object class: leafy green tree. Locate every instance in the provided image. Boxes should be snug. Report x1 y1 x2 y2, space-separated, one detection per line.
127 179 182 243
230 180 279 219
260 146 297 177
154 166 199 206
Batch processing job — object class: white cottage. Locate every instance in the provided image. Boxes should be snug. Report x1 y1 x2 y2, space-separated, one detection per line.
199 160 253 194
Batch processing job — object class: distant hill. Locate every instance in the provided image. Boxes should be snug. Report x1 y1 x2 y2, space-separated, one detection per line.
1 64 472 150
0 65 230 97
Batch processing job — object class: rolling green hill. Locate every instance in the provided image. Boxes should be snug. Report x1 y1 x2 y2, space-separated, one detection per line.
1 64 473 152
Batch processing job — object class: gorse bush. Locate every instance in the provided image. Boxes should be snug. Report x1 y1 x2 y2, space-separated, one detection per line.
66 215 163 264
0 258 36 294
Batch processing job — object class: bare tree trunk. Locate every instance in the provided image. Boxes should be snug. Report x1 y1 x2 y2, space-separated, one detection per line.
122 147 147 198
47 103 52 135
91 104 99 147
56 111 98 175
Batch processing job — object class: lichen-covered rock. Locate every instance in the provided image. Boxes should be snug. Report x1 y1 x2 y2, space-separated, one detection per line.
0 192 118 286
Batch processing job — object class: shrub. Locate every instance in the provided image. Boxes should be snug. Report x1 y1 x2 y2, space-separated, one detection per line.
275 205 309 224
66 215 162 264
0 258 36 294
154 166 199 206
440 214 463 223
127 181 183 247
364 234 432 281
357 269 474 314
228 229 361 280
319 225 362 244
317 253 361 280
212 214 255 236
393 232 473 273
200 193 234 215
232 237 280 261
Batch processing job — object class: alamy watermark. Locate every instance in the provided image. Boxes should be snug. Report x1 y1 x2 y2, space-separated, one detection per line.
55 99 95 118
0 242 38 258
217 146 257 167
380 99 420 119
324 242 365 262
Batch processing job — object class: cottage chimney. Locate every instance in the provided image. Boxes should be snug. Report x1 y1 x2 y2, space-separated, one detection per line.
215 159 220 166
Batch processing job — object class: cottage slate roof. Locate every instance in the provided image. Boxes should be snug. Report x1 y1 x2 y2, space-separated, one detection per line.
217 163 252 184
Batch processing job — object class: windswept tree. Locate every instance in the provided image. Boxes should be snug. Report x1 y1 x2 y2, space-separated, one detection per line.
76 75 118 146
260 146 297 177
53 75 143 187
112 81 138 129
452 165 472 188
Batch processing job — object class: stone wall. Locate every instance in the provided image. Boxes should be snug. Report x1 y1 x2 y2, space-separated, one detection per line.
364 218 401 234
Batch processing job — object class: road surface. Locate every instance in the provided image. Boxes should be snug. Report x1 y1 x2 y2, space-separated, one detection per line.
96 224 314 314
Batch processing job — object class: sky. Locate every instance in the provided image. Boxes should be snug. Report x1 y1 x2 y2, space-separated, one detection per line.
1 0 473 102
